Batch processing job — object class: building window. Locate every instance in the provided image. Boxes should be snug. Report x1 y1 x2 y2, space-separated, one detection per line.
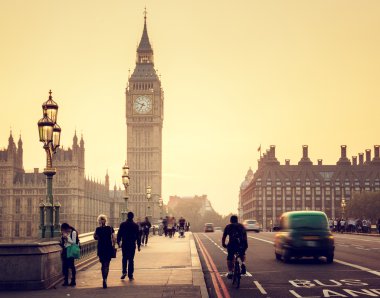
27 198 32 214
305 187 311 195
26 223 31 237
15 222 20 237
316 187 321 195
15 198 20 214
296 188 301 195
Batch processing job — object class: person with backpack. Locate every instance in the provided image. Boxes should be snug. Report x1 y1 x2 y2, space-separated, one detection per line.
141 217 152 246
222 215 248 279
93 214 116 289
59 222 78 287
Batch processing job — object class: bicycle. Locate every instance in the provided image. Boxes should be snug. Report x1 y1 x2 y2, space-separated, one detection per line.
232 251 242 288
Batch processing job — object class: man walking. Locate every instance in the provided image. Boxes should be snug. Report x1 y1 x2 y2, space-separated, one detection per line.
117 212 141 280
141 217 152 246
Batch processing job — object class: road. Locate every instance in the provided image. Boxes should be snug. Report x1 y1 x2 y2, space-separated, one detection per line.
194 231 380 298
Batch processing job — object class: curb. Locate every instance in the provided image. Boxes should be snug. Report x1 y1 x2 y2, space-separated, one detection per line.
336 232 380 237
189 232 209 298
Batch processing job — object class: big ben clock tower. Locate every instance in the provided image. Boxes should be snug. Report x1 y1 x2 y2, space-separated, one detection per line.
126 11 164 219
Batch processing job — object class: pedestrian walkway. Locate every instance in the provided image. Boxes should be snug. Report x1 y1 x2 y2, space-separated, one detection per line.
1 232 208 298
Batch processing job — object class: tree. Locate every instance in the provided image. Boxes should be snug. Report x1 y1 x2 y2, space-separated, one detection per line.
347 191 380 221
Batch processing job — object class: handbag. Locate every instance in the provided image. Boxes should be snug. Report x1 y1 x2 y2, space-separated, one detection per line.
111 246 117 258
67 244 80 259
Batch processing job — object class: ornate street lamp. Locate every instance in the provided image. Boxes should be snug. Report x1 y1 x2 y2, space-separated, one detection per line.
121 162 130 221
158 198 163 219
341 198 346 219
37 90 61 238
146 185 152 220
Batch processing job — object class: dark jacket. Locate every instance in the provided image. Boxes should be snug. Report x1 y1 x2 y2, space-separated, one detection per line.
222 223 248 251
94 225 114 261
142 220 152 233
117 219 141 249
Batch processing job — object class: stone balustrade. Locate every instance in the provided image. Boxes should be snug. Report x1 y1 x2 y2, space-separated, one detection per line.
0 230 115 291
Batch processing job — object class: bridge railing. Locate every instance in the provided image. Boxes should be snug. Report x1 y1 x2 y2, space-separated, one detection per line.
0 228 118 291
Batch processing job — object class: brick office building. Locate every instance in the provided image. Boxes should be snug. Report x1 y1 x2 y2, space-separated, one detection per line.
240 145 380 231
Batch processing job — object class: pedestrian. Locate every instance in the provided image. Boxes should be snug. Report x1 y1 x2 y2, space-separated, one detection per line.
59 222 78 287
93 214 116 289
136 217 143 244
117 211 141 280
163 216 168 237
377 218 380 234
141 217 152 246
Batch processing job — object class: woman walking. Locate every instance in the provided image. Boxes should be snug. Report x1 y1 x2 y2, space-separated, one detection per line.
94 214 116 289
60 223 78 286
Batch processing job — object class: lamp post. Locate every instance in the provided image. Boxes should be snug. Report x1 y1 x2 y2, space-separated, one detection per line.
158 198 163 219
37 90 61 238
341 198 346 219
121 162 130 222
146 185 152 221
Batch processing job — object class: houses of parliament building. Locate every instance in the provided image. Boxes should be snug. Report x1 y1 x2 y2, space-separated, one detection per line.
0 132 124 243
240 145 380 230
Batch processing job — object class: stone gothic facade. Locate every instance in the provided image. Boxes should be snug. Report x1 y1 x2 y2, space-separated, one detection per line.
0 132 124 243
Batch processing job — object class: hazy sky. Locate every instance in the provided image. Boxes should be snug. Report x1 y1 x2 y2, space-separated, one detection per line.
1 1 380 215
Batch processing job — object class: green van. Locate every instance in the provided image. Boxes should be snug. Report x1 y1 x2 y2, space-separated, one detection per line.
273 211 334 263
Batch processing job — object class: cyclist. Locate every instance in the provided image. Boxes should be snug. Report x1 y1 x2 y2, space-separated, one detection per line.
222 215 248 279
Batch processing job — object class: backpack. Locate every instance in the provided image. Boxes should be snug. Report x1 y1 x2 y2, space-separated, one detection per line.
229 225 244 247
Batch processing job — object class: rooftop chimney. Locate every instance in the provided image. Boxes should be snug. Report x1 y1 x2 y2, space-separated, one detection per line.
303 145 308 159
285 159 290 165
317 159 322 166
341 145 347 158
298 145 312 165
337 145 351 166
270 145 276 159
359 153 364 165
374 145 380 160
352 156 357 166
365 149 371 164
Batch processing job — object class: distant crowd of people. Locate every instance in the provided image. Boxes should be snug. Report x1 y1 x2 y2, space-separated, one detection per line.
328 217 380 234
160 216 190 238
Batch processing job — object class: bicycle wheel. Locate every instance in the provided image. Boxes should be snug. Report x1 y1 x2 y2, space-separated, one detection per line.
233 261 241 288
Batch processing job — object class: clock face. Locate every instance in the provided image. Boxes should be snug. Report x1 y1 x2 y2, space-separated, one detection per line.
133 96 152 114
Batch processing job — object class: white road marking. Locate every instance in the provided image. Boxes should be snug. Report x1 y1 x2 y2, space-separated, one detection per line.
249 235 380 277
289 290 319 298
248 236 275 245
253 280 267 294
334 259 380 277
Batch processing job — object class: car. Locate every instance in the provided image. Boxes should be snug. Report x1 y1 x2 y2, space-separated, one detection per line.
214 226 222 232
204 223 214 232
274 211 335 263
242 219 260 232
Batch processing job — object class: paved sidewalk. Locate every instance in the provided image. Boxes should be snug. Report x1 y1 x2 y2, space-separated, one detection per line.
0 232 208 298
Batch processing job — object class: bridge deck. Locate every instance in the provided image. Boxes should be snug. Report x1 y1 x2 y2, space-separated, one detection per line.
2 232 207 298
